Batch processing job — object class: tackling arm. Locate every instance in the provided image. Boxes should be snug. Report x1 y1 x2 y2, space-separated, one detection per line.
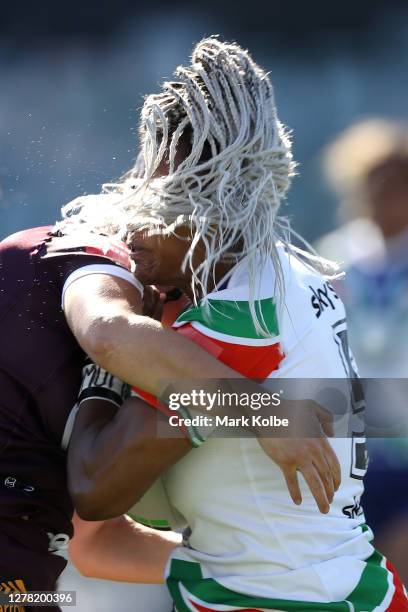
69 512 181 583
67 395 190 520
63 274 240 396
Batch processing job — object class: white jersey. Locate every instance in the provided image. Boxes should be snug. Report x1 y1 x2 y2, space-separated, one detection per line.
160 246 405 611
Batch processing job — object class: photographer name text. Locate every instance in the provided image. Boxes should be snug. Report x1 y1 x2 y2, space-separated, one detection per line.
168 414 289 428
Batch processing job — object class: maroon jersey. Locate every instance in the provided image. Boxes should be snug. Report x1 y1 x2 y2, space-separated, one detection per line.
0 226 138 537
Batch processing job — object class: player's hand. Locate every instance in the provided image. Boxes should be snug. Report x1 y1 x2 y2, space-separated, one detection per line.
256 401 341 514
142 286 166 321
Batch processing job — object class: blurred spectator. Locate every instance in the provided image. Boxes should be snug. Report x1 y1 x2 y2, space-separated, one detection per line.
321 119 408 374
319 118 408 583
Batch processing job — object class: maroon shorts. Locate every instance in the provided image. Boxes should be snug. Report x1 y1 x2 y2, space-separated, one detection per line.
0 518 67 612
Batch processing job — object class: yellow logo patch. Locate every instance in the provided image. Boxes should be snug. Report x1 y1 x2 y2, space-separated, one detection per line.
0 579 27 612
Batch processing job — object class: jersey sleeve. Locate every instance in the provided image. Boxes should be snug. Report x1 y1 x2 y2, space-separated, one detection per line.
61 358 131 450
39 231 143 308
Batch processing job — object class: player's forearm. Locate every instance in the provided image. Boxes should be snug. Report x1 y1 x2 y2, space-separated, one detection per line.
70 514 181 583
90 312 240 396
68 398 190 521
68 422 154 521
64 274 240 397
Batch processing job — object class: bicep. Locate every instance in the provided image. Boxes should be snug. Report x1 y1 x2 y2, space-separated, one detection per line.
66 397 119 504
63 273 143 355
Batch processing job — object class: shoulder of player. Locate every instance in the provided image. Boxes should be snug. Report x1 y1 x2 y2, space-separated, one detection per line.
0 226 53 255
41 230 132 271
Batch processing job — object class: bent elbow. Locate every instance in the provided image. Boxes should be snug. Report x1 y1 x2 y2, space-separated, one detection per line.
72 486 132 521
74 504 101 522
69 479 108 521
82 313 142 373
81 318 119 369
73 493 110 522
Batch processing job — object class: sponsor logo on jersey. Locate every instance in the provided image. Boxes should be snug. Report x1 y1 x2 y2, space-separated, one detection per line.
309 282 339 318
3 477 34 494
342 495 364 519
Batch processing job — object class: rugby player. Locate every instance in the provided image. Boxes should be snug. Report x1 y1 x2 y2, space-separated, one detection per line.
0 50 339 612
68 38 408 611
0 230 336 611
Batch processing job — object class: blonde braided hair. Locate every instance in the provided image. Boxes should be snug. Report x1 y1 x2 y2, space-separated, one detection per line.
57 37 334 335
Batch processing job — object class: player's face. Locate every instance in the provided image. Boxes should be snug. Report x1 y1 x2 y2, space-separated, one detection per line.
130 130 217 292
128 225 203 293
366 158 408 238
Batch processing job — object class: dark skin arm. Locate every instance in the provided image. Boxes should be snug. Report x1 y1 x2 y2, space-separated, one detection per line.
67 396 190 521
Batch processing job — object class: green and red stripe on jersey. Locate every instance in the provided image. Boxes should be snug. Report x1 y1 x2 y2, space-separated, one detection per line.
131 295 283 444
172 297 284 379
167 554 408 612
132 296 284 395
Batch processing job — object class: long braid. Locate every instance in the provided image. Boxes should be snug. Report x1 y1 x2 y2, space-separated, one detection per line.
128 38 295 334
56 37 335 336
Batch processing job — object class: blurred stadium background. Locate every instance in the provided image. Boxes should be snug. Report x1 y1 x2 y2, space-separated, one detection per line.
2 0 408 243
1 1 408 610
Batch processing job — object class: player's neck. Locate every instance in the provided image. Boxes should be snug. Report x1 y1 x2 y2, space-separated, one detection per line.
181 260 236 300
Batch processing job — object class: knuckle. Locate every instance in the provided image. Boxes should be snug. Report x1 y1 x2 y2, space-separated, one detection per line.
309 473 321 487
321 470 331 483
297 451 308 464
279 455 293 468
